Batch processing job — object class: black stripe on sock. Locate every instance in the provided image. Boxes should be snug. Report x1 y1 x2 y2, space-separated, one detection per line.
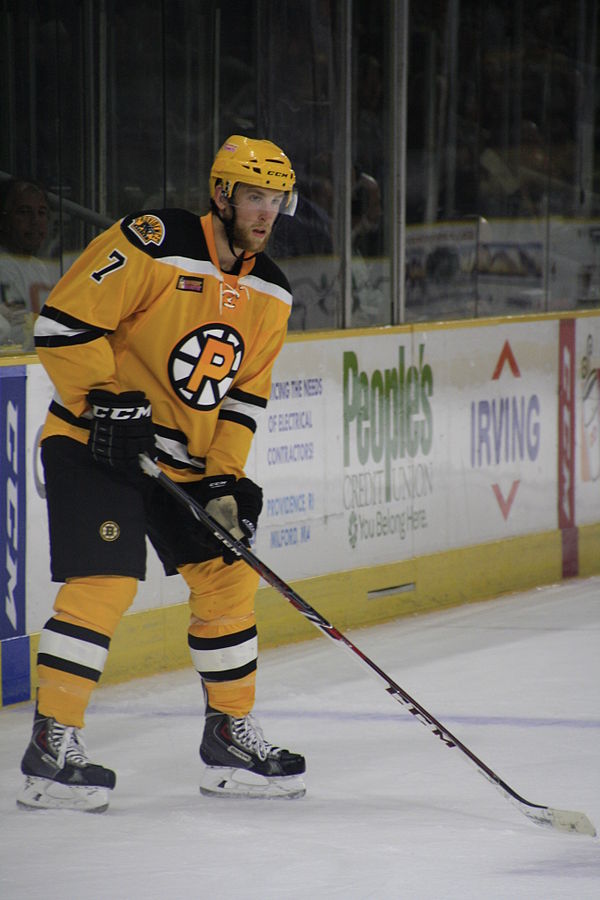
188 625 257 652
44 618 110 649
37 653 103 682
199 659 257 682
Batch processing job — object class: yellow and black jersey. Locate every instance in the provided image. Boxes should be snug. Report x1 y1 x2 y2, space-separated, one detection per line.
34 209 292 480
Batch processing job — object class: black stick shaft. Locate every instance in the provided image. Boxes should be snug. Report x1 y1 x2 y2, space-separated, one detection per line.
140 455 595 835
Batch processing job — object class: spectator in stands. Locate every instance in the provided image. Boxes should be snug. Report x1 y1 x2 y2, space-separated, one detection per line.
0 178 58 351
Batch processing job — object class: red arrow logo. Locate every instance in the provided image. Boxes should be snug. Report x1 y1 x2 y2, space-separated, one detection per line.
492 480 520 519
492 340 521 380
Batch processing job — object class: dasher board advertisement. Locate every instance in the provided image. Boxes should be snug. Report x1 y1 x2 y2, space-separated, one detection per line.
251 321 558 579
14 312 600 631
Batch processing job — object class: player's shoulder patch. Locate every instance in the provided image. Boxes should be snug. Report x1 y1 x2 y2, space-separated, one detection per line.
127 213 165 247
120 208 206 260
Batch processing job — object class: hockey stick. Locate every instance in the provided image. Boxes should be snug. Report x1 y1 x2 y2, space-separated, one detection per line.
139 454 596 837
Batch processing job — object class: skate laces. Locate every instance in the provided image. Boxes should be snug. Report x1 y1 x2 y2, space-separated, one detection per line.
47 720 90 769
230 715 281 762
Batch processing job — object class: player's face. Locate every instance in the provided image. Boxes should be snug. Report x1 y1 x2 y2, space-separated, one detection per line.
229 184 284 254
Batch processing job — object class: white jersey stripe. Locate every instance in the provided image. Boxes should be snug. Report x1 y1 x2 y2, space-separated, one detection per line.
220 394 266 422
34 315 90 340
154 433 206 470
156 256 223 279
240 274 292 307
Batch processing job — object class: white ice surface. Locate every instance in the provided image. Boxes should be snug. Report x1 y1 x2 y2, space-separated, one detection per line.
1 576 599 899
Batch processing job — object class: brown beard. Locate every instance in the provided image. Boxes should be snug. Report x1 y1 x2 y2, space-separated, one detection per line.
231 220 270 254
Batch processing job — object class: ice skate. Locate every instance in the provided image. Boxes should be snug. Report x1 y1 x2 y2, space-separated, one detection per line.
17 711 116 813
200 706 306 799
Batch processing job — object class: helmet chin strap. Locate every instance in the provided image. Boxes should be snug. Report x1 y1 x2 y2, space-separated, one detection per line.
213 198 260 266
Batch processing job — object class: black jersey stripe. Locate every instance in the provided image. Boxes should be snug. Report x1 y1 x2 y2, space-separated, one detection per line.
217 409 257 432
228 387 268 409
48 400 91 429
38 305 108 332
121 208 210 261
249 252 292 295
34 305 109 348
154 424 207 472
154 423 189 444
154 448 206 471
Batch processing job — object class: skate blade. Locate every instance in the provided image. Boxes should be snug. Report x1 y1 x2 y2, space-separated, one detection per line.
200 766 306 799
17 776 110 813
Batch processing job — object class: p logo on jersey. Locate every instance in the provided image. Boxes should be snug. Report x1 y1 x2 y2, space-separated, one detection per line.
128 214 165 246
168 324 244 409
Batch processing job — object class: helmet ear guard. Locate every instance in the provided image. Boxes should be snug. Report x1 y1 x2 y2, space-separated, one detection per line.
210 135 297 216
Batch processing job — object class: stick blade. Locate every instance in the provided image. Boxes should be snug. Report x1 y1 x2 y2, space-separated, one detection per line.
523 805 597 836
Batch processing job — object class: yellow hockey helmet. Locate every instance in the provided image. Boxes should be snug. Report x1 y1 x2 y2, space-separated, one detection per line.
210 135 297 215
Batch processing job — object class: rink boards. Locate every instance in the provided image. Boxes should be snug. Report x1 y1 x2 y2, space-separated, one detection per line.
1 311 600 706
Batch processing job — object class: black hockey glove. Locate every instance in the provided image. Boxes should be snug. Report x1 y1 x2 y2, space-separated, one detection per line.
88 389 156 473
197 475 263 565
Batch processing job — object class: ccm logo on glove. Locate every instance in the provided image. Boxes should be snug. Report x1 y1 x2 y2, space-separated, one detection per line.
90 402 152 420
88 389 156 472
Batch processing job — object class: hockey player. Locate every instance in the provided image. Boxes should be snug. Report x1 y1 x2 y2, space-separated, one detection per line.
18 135 306 811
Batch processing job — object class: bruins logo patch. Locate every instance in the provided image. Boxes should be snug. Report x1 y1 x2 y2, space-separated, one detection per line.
99 521 120 542
128 214 165 246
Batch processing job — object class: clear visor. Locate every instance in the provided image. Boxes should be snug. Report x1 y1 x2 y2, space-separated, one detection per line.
282 187 298 217
228 184 298 217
